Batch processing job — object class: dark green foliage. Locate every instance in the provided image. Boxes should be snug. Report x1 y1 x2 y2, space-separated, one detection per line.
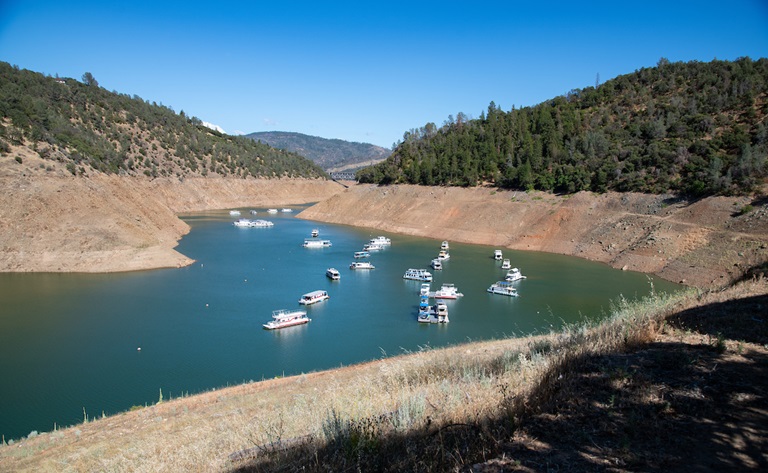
359 58 768 196
0 63 327 179
245 131 391 171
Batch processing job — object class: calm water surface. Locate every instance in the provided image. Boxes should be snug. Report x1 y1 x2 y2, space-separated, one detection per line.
0 206 681 439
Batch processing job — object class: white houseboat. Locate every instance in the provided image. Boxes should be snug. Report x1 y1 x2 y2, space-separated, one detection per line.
326 268 341 280
298 290 330 305
494 249 503 260
437 250 450 260
349 261 375 270
267 209 278 214
370 236 392 246
433 283 464 299
311 228 319 237
303 239 332 248
505 268 527 282
441 241 449 250
229 210 241 216
353 251 370 259
501 259 511 270
281 208 293 213
403 268 433 282
430 258 443 270
263 309 310 330
487 281 519 297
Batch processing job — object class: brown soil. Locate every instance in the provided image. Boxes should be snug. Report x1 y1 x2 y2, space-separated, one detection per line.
300 184 768 288
0 150 344 272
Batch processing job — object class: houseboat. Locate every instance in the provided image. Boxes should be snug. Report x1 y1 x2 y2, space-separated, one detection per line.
326 268 341 280
311 228 319 237
505 268 527 282
501 259 511 270
303 239 332 248
487 281 519 297
441 241 449 250
430 258 443 270
403 268 433 282
263 309 310 330
370 236 392 246
418 302 449 324
494 249 503 260
349 261 375 270
298 290 330 305
229 210 241 216
353 251 370 259
433 283 464 299
437 250 450 260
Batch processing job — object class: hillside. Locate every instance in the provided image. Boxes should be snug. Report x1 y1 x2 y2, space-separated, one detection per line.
299 184 768 288
0 145 343 272
360 57 768 196
246 131 390 172
0 62 327 179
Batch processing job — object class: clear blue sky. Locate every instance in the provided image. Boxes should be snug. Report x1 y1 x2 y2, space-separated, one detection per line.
1 1 767 148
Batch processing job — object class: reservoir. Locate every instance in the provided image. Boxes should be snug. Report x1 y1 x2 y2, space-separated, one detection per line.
0 206 681 440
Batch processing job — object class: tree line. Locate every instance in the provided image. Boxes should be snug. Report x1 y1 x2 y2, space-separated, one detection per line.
358 57 767 196
0 62 328 179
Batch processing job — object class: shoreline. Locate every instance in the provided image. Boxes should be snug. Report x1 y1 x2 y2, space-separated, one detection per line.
299 184 768 288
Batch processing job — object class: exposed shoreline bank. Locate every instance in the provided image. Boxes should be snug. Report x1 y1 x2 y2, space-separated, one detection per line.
299 184 768 288
0 152 344 273
2 150 766 286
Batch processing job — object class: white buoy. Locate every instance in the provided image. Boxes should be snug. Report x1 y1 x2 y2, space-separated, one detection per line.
137 347 141 351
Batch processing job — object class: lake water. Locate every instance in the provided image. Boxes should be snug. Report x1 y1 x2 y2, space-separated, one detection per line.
0 206 681 440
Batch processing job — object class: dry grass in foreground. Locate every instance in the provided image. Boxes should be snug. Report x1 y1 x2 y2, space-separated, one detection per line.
1 278 766 472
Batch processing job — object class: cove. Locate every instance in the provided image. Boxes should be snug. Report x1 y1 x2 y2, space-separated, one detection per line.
0 205 681 440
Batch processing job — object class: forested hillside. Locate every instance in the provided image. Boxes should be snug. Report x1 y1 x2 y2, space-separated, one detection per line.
246 131 390 171
0 62 327 179
359 58 768 196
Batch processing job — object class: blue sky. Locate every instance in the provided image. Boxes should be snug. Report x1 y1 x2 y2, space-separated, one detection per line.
1 1 767 148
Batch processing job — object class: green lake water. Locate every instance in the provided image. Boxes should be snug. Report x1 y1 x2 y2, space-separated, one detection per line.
0 206 681 440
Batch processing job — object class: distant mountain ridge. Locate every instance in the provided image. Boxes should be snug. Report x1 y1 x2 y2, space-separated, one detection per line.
245 131 390 172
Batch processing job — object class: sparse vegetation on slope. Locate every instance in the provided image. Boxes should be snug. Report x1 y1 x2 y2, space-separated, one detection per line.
360 58 767 196
0 62 328 179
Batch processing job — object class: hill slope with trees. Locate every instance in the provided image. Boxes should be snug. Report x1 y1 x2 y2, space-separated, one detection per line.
359 58 767 196
0 62 327 179
246 131 390 171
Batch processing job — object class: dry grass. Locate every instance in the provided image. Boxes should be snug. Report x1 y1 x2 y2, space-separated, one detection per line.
1 277 765 472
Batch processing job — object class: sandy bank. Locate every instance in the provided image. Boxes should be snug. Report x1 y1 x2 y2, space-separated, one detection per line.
0 152 343 272
299 184 768 287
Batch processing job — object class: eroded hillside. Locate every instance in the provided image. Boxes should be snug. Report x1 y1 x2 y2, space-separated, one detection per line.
299 184 768 287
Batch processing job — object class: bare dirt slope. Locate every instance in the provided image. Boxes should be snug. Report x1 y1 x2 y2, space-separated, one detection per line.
299 184 768 287
0 151 343 272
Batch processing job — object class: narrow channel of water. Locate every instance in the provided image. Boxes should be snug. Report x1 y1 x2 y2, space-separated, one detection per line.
0 206 681 440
